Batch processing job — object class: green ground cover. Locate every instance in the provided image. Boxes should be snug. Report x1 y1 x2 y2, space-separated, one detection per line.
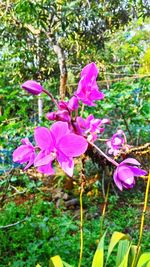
0 171 149 267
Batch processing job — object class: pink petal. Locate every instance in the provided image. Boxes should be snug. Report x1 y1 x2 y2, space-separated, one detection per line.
123 181 135 189
13 145 33 163
58 100 68 109
118 166 134 184
120 158 141 166
34 127 53 149
89 88 104 101
21 138 32 145
24 153 35 170
57 152 74 177
58 134 88 157
55 110 71 122
37 163 55 175
46 112 56 121
101 118 110 124
112 137 123 146
113 169 123 191
34 150 53 167
129 166 147 177
77 117 86 129
50 121 70 144
80 62 98 78
68 96 79 111
99 128 105 134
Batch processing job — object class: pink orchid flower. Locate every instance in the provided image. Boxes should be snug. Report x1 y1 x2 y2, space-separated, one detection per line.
75 62 104 106
75 114 109 141
59 96 79 112
46 110 71 122
113 158 147 191
22 80 43 95
107 130 127 156
34 121 88 176
46 96 79 123
13 138 36 170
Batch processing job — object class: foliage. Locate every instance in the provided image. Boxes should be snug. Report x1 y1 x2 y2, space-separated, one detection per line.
0 175 150 267
49 231 150 267
0 2 150 124
139 47 150 74
0 2 150 267
93 78 150 144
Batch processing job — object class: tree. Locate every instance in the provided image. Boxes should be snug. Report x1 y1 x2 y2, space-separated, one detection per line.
0 0 149 99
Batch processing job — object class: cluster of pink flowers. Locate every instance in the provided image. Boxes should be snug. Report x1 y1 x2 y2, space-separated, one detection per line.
13 62 147 190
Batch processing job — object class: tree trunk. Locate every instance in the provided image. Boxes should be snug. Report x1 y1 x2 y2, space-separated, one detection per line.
53 43 67 100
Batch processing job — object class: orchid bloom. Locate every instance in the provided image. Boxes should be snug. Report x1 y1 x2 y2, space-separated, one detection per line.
75 114 110 141
75 62 104 106
13 138 36 170
113 158 147 190
22 80 43 95
34 121 88 176
107 130 128 156
46 96 79 123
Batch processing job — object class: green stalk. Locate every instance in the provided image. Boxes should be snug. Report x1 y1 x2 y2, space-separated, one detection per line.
100 182 110 238
80 103 85 117
78 182 84 267
132 170 150 267
78 157 86 267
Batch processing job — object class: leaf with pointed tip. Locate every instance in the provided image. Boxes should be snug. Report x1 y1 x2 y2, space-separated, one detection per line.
106 231 130 264
92 231 106 267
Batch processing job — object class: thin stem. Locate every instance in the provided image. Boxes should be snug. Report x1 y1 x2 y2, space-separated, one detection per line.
74 108 79 120
0 217 28 229
100 182 110 238
88 141 119 167
78 184 84 267
80 103 85 117
132 170 150 267
78 157 86 267
97 138 109 142
42 88 59 108
119 109 132 140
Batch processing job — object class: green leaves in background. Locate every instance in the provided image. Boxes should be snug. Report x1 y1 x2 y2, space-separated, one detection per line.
49 231 150 267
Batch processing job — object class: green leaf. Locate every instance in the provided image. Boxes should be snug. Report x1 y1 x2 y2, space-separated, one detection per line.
128 245 140 267
49 255 64 267
116 240 131 267
137 253 150 267
92 231 106 267
62 261 73 267
106 232 130 264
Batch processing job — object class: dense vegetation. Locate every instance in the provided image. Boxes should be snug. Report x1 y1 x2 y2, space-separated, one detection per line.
0 1 150 266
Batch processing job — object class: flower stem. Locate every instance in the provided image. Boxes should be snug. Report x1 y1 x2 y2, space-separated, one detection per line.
100 182 110 238
42 88 59 107
80 103 85 117
78 157 86 267
88 141 119 167
132 170 150 267
98 138 109 142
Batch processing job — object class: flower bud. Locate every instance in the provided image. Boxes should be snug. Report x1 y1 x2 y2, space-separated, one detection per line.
22 80 43 95
68 96 79 111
